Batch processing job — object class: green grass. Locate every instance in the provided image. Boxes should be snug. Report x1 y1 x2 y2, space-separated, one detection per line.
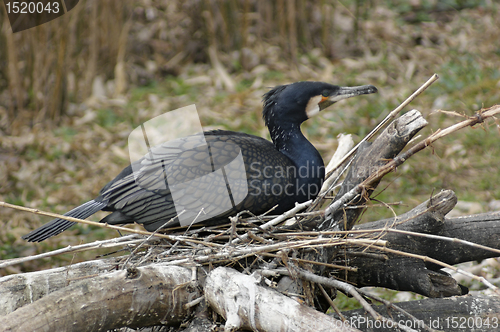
332 288 426 312
333 292 363 311
95 108 119 128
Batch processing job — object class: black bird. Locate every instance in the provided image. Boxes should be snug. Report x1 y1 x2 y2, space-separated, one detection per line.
23 81 377 242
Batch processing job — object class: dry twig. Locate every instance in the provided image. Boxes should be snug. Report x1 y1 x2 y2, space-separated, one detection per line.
324 104 500 219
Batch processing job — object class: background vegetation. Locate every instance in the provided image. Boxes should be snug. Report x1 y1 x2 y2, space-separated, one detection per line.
1 0 499 305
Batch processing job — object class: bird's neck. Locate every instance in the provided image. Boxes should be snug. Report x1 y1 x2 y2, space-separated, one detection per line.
269 121 325 201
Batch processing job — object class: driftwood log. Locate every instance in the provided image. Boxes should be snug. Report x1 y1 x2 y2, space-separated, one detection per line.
205 267 359 332
0 265 199 331
1 107 500 331
349 193 500 297
335 294 500 332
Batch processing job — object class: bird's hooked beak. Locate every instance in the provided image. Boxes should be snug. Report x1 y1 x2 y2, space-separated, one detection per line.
319 85 378 111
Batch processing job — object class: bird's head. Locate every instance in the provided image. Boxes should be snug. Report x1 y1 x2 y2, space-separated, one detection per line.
263 81 378 127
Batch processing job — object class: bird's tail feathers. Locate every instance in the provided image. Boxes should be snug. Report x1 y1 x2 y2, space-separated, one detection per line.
22 200 107 242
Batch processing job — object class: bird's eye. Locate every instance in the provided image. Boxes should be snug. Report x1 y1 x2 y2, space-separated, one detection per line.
321 91 329 97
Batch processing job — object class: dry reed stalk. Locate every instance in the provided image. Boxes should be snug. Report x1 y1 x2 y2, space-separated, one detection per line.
277 0 286 54
84 0 99 99
321 0 332 54
2 0 374 129
50 16 69 121
4 19 22 122
115 17 131 97
0 201 222 247
287 0 297 62
0 235 141 269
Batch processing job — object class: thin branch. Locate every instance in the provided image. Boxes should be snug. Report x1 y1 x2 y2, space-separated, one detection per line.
383 228 500 255
324 104 500 219
264 267 419 332
370 245 500 295
355 289 435 332
162 238 386 267
273 222 500 257
121 213 188 269
0 235 140 269
183 296 205 310
230 199 312 245
260 252 358 272
318 284 345 321
324 73 439 179
0 201 222 247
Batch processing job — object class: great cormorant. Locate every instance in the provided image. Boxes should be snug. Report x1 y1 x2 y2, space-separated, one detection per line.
22 81 377 242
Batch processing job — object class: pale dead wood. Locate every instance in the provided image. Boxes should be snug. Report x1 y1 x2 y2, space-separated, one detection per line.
361 105 500 197
323 104 500 221
0 258 121 315
207 46 236 92
320 133 355 194
0 265 198 332
323 73 439 181
319 108 429 231
205 267 361 332
263 266 424 332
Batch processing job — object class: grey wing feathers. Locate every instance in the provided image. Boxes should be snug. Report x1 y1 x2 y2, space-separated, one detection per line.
100 133 243 228
23 131 292 241
22 200 107 242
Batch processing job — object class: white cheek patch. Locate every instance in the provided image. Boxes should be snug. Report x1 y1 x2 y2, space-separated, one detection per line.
305 95 323 118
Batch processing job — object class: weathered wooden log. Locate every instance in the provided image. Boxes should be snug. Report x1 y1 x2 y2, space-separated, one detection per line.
0 258 121 315
0 265 199 332
356 194 500 265
346 189 500 297
334 294 500 332
320 109 428 231
287 110 436 300
286 108 496 298
205 267 361 332
2 105 500 329
3 194 498 325
344 190 464 297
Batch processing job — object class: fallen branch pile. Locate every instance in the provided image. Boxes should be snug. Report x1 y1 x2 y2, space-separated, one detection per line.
1 75 500 331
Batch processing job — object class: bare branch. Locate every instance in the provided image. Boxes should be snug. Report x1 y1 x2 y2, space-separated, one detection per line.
0 235 140 269
324 105 500 221
370 245 500 295
205 267 361 332
262 267 422 332
324 73 439 180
